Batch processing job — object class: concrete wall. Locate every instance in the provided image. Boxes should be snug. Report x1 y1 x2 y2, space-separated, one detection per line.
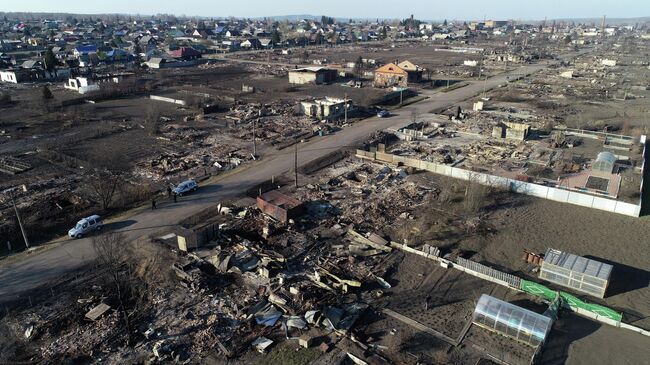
289 71 317 85
374 72 408 88
0 71 19 83
357 150 642 217
150 95 188 106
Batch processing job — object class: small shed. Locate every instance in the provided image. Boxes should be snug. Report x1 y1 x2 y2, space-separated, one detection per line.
539 248 612 298
473 294 553 347
288 67 337 85
256 190 304 223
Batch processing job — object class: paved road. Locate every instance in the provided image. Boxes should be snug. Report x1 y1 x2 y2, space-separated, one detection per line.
0 60 559 305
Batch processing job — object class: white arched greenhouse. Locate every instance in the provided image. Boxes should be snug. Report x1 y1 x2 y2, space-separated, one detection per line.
592 151 616 174
472 294 553 347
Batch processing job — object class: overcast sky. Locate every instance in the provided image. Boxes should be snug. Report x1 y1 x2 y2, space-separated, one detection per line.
3 0 649 21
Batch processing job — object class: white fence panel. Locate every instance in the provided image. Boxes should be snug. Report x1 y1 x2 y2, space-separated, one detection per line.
591 197 618 211
548 187 570 202
450 167 471 180
356 152 642 217
404 157 421 169
421 161 437 172
567 191 595 207
614 202 641 216
376 152 393 162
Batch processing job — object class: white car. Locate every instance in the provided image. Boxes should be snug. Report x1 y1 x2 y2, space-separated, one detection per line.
68 215 103 238
173 179 198 196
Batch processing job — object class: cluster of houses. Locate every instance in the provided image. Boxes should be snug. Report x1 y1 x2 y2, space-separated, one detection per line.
287 59 423 89
0 14 642 90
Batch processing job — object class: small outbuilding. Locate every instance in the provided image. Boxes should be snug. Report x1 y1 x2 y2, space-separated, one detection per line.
539 248 612 298
591 151 616 174
288 67 337 85
473 294 553 347
256 190 304 223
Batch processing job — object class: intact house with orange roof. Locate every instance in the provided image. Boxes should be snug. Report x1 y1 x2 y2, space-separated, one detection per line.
373 61 423 88
373 62 409 88
397 60 424 83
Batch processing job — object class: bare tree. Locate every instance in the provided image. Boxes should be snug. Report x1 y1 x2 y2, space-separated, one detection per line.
87 170 122 211
93 234 172 345
41 85 54 112
353 56 365 80
426 69 434 86
144 105 161 136
93 233 134 343
410 109 418 124
463 171 491 213
85 151 129 211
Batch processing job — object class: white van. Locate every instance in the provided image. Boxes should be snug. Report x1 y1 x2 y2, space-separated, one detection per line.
68 215 103 238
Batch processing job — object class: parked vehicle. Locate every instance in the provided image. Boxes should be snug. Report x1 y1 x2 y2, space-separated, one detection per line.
173 179 198 196
377 110 390 118
68 215 102 238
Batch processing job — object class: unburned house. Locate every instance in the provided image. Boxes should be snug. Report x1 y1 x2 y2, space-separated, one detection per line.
397 60 423 83
168 47 202 61
373 62 408 88
288 67 337 85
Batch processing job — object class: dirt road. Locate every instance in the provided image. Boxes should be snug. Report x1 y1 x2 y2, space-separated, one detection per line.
0 60 564 305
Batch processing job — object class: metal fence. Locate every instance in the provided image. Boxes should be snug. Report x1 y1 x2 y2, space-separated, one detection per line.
456 257 521 288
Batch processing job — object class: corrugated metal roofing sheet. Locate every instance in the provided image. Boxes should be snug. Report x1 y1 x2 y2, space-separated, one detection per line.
543 248 612 280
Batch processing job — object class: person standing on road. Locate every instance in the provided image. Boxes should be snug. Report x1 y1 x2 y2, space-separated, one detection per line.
151 198 157 210
167 186 172 198
173 192 177 203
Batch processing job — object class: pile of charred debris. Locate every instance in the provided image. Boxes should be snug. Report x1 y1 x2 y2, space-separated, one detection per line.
1 153 489 364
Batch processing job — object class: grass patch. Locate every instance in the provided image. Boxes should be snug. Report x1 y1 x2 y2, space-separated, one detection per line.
253 344 321 365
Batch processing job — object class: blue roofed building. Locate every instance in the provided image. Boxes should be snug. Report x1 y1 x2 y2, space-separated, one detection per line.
73 44 98 57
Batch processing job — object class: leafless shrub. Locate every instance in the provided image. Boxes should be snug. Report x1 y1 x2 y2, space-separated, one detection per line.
93 234 174 345
144 105 161 136
462 172 491 213
84 153 129 211
115 183 154 209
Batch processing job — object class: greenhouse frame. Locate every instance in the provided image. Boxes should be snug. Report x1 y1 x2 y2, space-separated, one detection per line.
472 294 553 347
539 248 612 298
592 151 617 174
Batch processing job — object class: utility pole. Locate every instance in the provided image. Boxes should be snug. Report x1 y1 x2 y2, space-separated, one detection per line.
294 141 298 187
344 93 348 125
4 187 29 249
482 75 488 99
253 118 257 157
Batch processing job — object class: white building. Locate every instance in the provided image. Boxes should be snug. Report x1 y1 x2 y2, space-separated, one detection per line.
64 77 100 94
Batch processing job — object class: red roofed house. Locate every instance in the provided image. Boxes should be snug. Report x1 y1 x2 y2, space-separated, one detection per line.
168 47 202 61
